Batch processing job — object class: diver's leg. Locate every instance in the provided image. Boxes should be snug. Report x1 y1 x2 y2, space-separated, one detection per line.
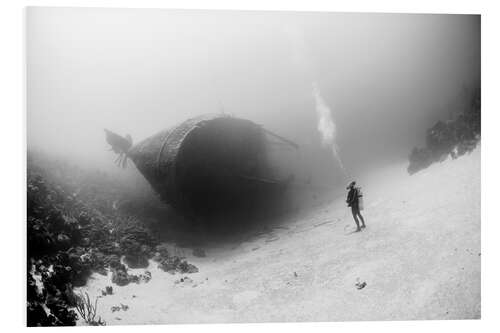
351 206 361 231
358 210 366 228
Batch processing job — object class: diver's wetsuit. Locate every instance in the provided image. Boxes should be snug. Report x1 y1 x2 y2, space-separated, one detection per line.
347 187 366 231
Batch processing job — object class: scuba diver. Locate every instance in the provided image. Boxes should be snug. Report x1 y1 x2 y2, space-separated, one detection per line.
346 181 366 232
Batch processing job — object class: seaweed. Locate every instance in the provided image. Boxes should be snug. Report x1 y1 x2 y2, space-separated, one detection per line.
75 292 105 326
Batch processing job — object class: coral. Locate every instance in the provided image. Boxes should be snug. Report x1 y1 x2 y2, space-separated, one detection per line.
158 256 198 274
27 151 198 325
111 267 131 286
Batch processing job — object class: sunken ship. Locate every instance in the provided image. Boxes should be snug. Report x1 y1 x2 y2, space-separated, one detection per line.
105 114 298 218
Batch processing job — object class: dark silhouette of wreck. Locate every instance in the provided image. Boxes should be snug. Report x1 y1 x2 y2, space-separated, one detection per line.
105 114 298 219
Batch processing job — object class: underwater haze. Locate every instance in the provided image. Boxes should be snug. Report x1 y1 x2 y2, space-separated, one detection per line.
26 8 481 326
26 8 480 187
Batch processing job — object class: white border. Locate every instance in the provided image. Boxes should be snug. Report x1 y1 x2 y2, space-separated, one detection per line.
2 1 498 332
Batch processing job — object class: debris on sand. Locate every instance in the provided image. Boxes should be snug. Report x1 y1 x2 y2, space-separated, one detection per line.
111 304 129 313
101 286 113 296
174 276 193 285
355 280 367 290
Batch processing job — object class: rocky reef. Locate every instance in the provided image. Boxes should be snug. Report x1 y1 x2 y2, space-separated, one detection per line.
408 86 480 174
27 152 198 326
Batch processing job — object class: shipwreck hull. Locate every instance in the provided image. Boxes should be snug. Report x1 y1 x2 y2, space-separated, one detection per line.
127 115 284 218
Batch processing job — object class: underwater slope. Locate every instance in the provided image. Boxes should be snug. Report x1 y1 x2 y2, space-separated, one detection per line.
79 147 480 324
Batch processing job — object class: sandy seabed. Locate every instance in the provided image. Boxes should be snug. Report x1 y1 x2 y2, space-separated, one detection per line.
77 148 480 325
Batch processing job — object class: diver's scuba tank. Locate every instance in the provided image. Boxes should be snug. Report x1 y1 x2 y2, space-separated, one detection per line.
357 187 364 211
